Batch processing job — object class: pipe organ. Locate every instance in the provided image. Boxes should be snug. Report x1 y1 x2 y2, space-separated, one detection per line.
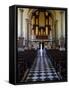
31 10 52 39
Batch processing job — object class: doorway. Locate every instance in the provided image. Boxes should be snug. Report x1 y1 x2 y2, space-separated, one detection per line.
39 42 44 49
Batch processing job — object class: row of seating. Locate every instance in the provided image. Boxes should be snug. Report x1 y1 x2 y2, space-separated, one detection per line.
46 49 67 80
16 49 37 82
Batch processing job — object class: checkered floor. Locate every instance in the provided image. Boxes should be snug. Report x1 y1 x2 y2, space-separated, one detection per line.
25 49 61 82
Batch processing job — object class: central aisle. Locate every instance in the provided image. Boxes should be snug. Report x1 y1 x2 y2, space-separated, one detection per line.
25 48 60 82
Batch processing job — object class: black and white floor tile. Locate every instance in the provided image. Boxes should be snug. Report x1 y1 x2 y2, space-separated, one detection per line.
25 48 61 82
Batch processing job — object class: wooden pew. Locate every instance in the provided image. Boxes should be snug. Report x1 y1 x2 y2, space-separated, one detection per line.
17 49 37 82
46 49 67 80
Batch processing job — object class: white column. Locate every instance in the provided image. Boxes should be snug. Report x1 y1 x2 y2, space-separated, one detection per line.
20 9 23 37
59 11 65 50
60 11 63 37
25 19 29 47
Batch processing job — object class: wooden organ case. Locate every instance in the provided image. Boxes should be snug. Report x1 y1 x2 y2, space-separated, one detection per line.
31 9 52 39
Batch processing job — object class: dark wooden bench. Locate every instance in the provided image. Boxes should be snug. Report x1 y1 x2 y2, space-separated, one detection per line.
17 49 37 81
46 49 67 80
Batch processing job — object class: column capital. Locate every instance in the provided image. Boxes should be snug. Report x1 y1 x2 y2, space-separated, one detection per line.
60 11 64 15
26 18 31 24
19 8 24 12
